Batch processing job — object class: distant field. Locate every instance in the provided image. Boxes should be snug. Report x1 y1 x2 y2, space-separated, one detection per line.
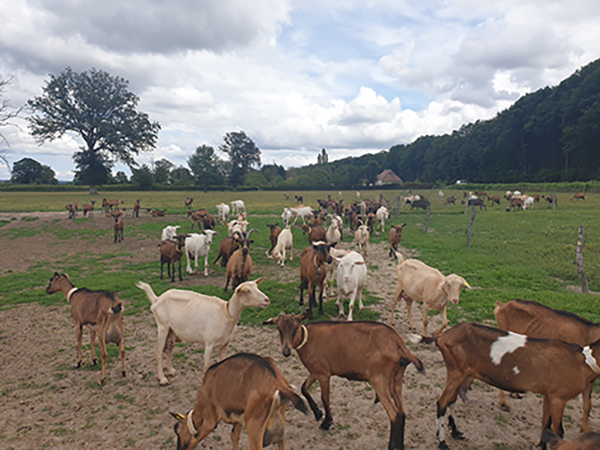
1 188 599 326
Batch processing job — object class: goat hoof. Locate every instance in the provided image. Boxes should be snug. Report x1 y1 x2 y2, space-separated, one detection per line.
451 430 464 440
500 404 511 412
92 359 98 366
439 441 451 450
76 361 82 369
122 371 127 377
319 419 332 430
97 378 106 386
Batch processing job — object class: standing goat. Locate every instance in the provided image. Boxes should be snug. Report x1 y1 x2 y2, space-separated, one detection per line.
388 224 407 258
113 213 124 243
82 200 95 218
265 223 282 257
224 229 257 292
215 202 230 224
66 202 78 219
411 323 600 450
136 278 269 384
46 273 126 384
354 224 370 255
271 226 294 267
185 230 219 276
161 225 180 241
265 312 423 450
132 199 141 218
376 205 390 232
334 251 367 321
170 353 307 450
160 234 188 282
299 241 333 317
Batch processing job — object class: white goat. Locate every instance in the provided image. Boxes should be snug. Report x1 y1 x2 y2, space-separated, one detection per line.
354 224 370 255
438 190 444 200
292 205 313 224
282 207 294 227
325 219 341 246
185 230 219 276
135 278 270 385
271 227 293 267
227 219 249 236
216 203 230 224
522 196 535 210
375 206 389 233
230 200 245 214
324 247 350 299
334 251 367 321
161 225 180 241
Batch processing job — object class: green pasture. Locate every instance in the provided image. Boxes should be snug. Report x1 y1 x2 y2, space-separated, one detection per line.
0 188 599 328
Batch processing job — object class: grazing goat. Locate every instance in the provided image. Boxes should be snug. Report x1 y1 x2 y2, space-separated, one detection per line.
444 195 457 205
495 299 600 431
160 234 188 282
265 223 282 257
541 428 600 450
571 193 586 201
82 201 95 218
271 227 293 267
301 224 326 244
185 230 219 276
354 224 370 255
410 323 600 450
334 251 367 320
265 312 423 450
388 223 407 259
487 195 501 206
506 197 523 212
161 225 180 241
46 273 126 384
390 253 470 336
215 202 230 224
230 199 245 214
171 353 307 450
224 230 257 292
295 195 303 204
113 213 124 243
185 197 193 209
66 202 78 219
376 206 390 232
136 278 269 383
299 241 333 317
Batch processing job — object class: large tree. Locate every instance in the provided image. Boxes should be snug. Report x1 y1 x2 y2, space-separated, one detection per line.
0 78 22 170
11 157 58 184
188 144 226 190
27 67 160 194
219 131 261 187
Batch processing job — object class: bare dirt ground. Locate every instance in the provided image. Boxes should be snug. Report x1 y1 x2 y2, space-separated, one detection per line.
0 212 597 449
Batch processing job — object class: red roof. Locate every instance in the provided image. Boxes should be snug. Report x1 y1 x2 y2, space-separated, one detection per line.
377 169 403 184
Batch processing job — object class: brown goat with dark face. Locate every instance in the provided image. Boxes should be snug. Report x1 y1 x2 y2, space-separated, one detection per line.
113 213 124 243
82 200 96 218
160 234 188 282
224 230 257 292
299 241 333 317
265 223 282 257
300 224 326 244
132 199 141 218
264 312 423 450
388 223 407 258
46 272 126 384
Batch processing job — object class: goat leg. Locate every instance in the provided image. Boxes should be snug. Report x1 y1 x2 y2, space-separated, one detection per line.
301 376 323 422
75 324 84 368
89 328 98 366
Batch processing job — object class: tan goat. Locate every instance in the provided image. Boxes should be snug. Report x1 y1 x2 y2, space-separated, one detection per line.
46 272 126 384
171 353 307 450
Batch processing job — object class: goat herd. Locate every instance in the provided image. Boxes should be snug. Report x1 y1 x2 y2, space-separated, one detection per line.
47 193 598 450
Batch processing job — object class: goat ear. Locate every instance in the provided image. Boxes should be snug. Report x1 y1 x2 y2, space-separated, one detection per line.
254 277 266 285
263 316 278 325
463 280 471 289
298 311 310 322
64 273 70 279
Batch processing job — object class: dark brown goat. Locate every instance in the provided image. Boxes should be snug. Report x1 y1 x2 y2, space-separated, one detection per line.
160 235 187 282
82 200 95 218
201 213 216 230
444 195 457 205
113 213 124 243
300 224 326 244
213 233 242 268
495 299 600 431
46 272 126 384
388 223 407 258
265 223 282 257
299 242 333 317
265 312 423 450
171 353 307 450
224 230 257 292
412 322 600 450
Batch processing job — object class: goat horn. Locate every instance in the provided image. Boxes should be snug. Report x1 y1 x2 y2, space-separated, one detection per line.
246 228 259 238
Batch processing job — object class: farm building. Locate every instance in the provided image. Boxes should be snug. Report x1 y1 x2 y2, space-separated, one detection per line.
376 169 403 186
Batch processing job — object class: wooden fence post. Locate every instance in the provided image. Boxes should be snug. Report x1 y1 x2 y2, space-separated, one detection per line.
576 226 589 293
467 205 477 247
425 204 431 233
552 192 556 211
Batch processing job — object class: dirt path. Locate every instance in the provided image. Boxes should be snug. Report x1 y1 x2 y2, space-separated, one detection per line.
0 213 596 449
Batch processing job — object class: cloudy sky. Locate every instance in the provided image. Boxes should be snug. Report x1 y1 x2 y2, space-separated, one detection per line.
0 0 599 181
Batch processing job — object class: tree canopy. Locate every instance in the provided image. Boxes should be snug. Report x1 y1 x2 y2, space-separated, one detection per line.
27 67 160 191
11 157 58 184
188 144 227 189
219 131 261 187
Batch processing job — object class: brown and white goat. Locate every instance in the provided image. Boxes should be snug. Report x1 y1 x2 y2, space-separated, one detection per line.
388 223 407 259
495 299 600 431
265 222 282 257
113 213 124 243
136 278 269 382
46 272 126 384
171 353 307 450
160 234 188 282
411 323 600 450
224 229 257 292
265 312 423 450
82 200 95 218
299 241 334 317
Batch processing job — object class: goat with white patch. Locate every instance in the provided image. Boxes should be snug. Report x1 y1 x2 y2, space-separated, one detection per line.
230 199 245 215
135 278 270 384
271 227 293 267
161 225 180 241
282 207 294 227
354 224 370 255
185 230 219 276
411 322 600 450
334 251 367 321
376 206 390 233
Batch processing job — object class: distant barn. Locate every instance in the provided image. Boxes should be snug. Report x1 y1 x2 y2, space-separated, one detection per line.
376 169 403 187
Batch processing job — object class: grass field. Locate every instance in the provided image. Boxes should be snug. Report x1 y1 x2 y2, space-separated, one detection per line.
0 188 599 328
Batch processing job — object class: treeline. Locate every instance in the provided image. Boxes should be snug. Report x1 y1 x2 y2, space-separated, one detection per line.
294 58 600 185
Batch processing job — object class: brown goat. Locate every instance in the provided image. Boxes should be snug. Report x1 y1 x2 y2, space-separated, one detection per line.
265 223 282 257
132 199 141 218
66 202 78 219
411 323 600 449
160 235 187 282
147 209 165 217
388 223 407 258
213 233 242 268
171 353 308 450
542 428 600 450
299 241 333 317
495 299 600 431
103 198 123 212
45 272 126 384
265 312 423 450
571 193 586 201
82 200 95 218
301 224 326 244
444 195 457 205
201 213 216 230
185 197 194 209
224 230 257 292
113 213 124 243
506 197 523 212
487 195 501 206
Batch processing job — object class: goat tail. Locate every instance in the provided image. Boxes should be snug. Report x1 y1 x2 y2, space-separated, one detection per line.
135 281 159 304
408 334 437 345
394 251 405 264
279 388 309 415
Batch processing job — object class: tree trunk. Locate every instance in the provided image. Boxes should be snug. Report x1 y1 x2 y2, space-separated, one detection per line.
89 185 98 195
